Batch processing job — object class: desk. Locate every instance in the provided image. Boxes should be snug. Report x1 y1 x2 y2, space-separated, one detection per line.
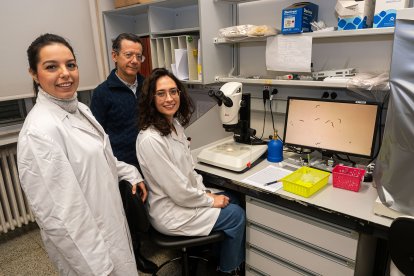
192 140 393 275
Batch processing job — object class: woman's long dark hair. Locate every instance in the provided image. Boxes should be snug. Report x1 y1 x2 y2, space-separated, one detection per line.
139 68 194 136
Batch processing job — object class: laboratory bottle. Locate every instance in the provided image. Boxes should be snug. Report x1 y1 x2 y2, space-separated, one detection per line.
267 131 283 162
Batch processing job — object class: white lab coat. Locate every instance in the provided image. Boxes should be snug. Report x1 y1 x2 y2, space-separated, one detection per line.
136 120 220 236
17 92 142 276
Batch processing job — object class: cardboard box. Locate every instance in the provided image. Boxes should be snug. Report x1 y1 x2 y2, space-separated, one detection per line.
281 2 319 34
336 0 375 30
114 0 153 8
373 0 409 28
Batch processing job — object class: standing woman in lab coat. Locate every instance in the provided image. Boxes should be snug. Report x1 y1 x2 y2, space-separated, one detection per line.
17 33 146 276
136 68 245 275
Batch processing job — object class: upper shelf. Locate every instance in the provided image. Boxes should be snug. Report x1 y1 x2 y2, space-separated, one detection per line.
214 27 395 44
151 27 200 37
217 0 260 2
304 27 394 38
216 77 351 88
104 0 198 16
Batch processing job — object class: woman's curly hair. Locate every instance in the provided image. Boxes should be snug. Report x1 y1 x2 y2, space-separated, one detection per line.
138 68 194 136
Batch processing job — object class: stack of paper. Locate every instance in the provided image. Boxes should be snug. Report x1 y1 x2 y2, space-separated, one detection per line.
242 165 293 193
373 196 406 219
151 35 199 81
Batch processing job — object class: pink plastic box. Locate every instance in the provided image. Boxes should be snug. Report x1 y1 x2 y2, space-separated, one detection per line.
332 165 366 192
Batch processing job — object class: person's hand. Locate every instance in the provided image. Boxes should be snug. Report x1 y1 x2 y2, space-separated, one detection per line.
132 181 148 202
206 193 229 208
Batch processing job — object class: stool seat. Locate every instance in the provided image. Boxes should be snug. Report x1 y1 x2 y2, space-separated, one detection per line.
118 180 225 275
389 216 414 276
150 228 225 249
150 227 226 276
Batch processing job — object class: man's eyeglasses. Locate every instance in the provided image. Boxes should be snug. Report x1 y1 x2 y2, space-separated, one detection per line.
155 88 180 99
119 52 145 62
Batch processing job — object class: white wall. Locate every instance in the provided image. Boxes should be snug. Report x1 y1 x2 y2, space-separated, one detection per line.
0 0 104 101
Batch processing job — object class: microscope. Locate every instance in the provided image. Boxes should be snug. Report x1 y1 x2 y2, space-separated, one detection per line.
197 82 267 172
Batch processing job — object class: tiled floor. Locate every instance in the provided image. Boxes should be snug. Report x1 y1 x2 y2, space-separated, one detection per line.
0 223 217 276
0 223 56 276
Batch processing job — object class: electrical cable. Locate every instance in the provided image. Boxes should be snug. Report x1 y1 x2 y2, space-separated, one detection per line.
269 99 276 134
259 89 270 140
284 145 313 155
334 153 356 166
268 99 284 141
369 90 390 163
259 98 267 139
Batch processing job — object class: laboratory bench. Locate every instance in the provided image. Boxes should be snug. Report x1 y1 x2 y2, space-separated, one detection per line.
192 141 393 276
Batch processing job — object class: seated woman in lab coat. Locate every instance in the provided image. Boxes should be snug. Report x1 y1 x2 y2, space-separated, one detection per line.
136 68 245 275
17 33 147 276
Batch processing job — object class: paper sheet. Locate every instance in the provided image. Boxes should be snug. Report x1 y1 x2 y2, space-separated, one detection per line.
171 63 177 76
242 165 293 192
174 49 189 80
266 35 312 72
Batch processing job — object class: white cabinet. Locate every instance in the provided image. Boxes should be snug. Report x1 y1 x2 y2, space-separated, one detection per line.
213 0 394 89
216 28 394 88
99 0 235 84
245 196 376 276
98 0 395 89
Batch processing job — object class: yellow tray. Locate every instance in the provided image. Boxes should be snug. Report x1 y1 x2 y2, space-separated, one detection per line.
280 167 330 198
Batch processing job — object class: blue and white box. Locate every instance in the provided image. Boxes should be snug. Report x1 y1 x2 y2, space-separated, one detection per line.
373 0 409 28
281 2 319 34
336 0 375 30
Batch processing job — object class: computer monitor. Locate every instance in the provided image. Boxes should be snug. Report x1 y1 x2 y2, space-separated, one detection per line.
283 97 380 159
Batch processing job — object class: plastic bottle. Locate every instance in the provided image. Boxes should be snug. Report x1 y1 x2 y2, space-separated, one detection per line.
267 131 283 162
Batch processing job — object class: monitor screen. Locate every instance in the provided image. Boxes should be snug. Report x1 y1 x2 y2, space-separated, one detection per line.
283 97 380 158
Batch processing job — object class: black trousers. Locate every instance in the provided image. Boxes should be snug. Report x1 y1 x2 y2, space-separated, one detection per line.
118 180 150 255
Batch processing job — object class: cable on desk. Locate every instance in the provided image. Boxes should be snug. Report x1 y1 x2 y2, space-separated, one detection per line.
369 90 390 164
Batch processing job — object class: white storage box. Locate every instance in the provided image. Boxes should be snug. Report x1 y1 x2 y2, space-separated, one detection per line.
373 0 409 28
336 0 375 30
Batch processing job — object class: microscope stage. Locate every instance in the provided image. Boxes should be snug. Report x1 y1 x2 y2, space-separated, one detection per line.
197 138 267 172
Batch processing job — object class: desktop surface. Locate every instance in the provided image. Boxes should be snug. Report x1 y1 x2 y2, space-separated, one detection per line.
193 139 392 229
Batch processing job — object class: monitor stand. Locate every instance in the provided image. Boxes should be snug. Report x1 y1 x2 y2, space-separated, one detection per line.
282 151 363 172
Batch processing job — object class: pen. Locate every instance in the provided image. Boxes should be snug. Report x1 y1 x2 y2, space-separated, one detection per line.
264 180 279 186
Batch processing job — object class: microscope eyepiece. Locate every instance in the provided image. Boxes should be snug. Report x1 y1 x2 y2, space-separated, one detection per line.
215 90 233 107
208 89 222 105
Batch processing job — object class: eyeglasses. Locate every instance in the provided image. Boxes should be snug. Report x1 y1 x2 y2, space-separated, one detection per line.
119 52 145 62
155 88 180 99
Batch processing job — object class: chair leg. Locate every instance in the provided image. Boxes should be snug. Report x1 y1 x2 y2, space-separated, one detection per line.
152 248 211 276
152 256 181 276
183 252 210 276
182 247 189 276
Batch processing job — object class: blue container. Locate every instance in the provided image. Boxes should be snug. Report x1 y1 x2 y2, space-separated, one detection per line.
281 2 319 34
267 138 283 162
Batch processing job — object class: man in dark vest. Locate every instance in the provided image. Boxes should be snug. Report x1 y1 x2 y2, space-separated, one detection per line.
91 33 157 274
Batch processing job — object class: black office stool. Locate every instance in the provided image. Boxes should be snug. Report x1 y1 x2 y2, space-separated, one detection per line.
389 216 414 275
119 180 225 275
150 228 225 276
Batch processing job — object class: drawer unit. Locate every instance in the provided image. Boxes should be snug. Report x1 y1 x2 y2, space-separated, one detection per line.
247 246 312 276
246 197 359 260
245 196 376 276
247 224 354 275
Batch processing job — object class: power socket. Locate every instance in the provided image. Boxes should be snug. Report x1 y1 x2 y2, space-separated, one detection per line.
270 88 278 101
